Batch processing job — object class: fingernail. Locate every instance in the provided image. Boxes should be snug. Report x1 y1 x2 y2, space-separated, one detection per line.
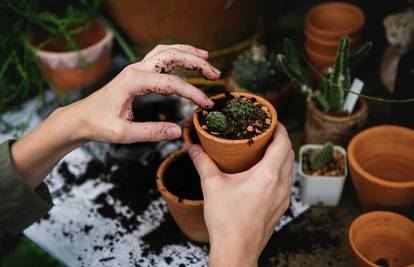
166 127 182 140
212 67 221 76
189 146 202 159
205 98 215 109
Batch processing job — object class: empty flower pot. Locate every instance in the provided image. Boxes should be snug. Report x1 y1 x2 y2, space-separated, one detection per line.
305 43 337 73
299 144 347 206
193 92 278 173
156 148 208 243
305 2 365 42
30 20 113 93
305 99 368 145
348 211 414 267
348 125 414 210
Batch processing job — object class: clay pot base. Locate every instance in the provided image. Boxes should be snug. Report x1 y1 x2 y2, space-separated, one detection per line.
349 211 414 267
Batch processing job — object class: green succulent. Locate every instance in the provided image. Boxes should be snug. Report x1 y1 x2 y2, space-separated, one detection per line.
310 143 334 171
225 98 255 120
206 111 227 132
276 36 372 113
233 43 280 92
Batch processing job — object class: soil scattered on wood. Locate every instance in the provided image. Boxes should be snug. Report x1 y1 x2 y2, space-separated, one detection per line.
164 152 203 201
198 93 271 140
302 148 345 177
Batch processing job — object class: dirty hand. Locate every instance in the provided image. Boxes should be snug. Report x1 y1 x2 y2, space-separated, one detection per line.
62 44 221 144
11 44 220 189
189 124 294 267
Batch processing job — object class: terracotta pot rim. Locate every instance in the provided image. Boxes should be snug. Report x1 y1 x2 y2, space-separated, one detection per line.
307 98 368 122
31 19 113 57
348 211 414 267
305 2 365 37
156 147 204 206
305 29 361 48
193 92 278 144
226 74 292 100
348 125 414 188
305 44 337 61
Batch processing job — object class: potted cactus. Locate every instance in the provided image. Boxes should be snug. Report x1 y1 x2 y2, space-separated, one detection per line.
299 143 347 206
276 36 372 145
226 43 291 107
193 92 277 173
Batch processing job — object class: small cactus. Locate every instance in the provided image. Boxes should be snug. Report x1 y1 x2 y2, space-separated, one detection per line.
233 43 280 92
276 36 372 113
310 143 334 171
225 98 255 120
206 111 227 132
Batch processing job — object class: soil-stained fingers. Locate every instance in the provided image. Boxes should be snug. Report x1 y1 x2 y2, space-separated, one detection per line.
143 44 208 61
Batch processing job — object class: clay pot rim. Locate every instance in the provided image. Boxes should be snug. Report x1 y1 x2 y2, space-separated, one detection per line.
305 44 337 61
193 92 278 144
305 2 365 38
156 147 204 206
31 19 113 57
307 98 368 123
348 211 414 267
226 74 292 100
348 125 414 188
305 29 361 48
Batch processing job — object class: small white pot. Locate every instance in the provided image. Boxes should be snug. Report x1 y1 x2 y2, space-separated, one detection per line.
299 144 348 207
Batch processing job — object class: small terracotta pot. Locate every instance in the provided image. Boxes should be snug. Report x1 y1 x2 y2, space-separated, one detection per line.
348 211 414 267
305 29 361 57
305 2 365 42
156 148 208 243
182 116 200 146
225 74 292 110
348 125 414 210
304 98 368 145
193 92 278 173
31 20 113 93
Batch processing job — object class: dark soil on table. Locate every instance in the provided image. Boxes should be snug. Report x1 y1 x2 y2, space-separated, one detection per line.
302 148 345 177
164 153 203 201
198 93 271 140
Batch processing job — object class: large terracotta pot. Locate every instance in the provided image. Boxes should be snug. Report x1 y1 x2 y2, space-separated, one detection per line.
31 20 113 93
348 125 414 210
304 99 368 145
225 74 292 110
156 148 208 243
193 92 278 173
348 211 414 267
105 0 263 52
304 2 365 42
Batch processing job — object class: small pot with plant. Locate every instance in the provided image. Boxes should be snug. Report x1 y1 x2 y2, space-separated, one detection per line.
226 43 291 108
299 143 347 206
25 1 114 93
156 148 208 243
193 92 277 173
276 36 372 145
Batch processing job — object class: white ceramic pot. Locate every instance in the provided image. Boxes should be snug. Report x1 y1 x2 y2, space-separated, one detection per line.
299 144 347 207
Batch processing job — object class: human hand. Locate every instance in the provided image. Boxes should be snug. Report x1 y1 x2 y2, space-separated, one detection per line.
61 44 221 144
189 123 294 267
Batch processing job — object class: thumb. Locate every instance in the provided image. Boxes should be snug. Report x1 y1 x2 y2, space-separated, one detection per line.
123 121 182 143
188 145 221 183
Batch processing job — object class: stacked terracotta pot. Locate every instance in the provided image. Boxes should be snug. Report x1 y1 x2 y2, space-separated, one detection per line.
304 2 365 73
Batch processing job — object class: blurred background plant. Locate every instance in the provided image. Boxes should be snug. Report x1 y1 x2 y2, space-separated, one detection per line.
0 0 102 112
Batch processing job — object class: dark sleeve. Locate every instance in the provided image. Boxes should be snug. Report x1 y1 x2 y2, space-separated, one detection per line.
0 140 53 236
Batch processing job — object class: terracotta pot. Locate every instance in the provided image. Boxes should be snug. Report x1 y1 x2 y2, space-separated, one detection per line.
225 74 292 110
304 98 368 145
305 2 365 42
348 125 414 210
106 0 263 52
31 20 113 93
348 211 414 267
305 43 337 73
156 148 208 243
193 92 278 173
305 29 361 57
182 116 200 146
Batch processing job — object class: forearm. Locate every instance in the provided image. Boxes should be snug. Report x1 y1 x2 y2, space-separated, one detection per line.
209 236 258 267
10 106 86 189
